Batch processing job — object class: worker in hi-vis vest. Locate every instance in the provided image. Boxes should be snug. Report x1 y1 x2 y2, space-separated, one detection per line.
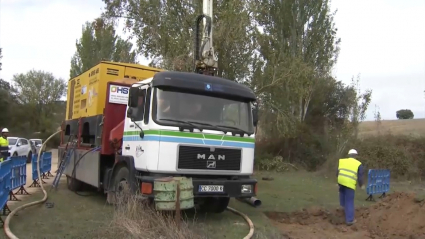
0 128 10 162
337 149 364 226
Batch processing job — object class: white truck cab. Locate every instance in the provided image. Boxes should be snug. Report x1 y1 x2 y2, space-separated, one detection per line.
115 71 258 213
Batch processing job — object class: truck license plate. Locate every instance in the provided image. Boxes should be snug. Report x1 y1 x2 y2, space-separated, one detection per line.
199 185 224 192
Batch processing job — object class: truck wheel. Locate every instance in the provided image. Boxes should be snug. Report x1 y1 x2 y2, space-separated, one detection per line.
108 166 131 204
199 197 230 214
27 151 32 163
66 175 82 191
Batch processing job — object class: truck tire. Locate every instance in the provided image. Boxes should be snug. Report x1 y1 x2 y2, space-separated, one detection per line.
199 197 230 214
66 175 82 191
108 166 130 204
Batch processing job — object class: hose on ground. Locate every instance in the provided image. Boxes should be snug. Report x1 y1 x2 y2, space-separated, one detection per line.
226 206 254 239
4 130 62 239
3 130 255 239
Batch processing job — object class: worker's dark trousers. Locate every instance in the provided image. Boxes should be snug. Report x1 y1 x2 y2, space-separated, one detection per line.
339 184 355 223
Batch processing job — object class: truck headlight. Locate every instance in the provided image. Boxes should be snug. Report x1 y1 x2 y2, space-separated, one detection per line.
241 185 252 193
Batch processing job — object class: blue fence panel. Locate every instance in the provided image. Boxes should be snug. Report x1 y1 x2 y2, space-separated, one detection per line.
32 154 42 181
366 169 390 195
0 160 13 210
32 152 53 181
41 152 52 175
10 156 27 191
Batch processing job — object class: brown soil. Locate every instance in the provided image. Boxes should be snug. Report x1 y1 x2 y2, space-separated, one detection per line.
265 192 425 239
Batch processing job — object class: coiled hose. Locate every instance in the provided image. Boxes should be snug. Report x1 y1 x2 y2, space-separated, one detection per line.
4 130 61 239
226 206 255 239
3 130 255 239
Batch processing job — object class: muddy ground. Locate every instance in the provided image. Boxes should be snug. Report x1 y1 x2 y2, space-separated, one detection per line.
265 192 425 239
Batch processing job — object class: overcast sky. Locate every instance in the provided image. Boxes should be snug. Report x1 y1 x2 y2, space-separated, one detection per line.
1 0 424 121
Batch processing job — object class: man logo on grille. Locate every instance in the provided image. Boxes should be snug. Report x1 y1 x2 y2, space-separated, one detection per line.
197 154 225 160
207 161 216 168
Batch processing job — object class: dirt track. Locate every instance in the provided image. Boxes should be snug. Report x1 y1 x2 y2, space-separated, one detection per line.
265 192 425 239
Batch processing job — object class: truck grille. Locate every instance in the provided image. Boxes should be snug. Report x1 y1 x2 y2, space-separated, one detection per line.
178 146 241 171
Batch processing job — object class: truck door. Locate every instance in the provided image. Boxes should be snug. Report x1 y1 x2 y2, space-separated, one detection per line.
123 85 159 171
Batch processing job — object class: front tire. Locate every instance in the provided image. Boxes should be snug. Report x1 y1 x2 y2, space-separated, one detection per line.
107 166 130 204
12 152 17 157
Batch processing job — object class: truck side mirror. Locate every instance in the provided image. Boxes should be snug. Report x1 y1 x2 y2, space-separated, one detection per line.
128 87 140 107
253 107 259 127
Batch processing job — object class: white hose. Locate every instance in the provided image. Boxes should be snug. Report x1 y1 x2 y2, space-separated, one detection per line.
3 130 255 239
226 206 255 239
4 130 61 239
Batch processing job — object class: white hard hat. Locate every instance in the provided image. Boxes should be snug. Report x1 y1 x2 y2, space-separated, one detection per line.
1 128 9 133
348 149 358 155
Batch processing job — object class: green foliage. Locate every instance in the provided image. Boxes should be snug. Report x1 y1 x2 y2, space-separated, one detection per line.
0 79 12 128
352 134 425 180
102 0 255 80
70 17 137 78
9 70 66 137
102 0 373 171
396 109 414 120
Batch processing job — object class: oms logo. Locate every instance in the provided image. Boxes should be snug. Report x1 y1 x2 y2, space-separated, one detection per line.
110 86 129 94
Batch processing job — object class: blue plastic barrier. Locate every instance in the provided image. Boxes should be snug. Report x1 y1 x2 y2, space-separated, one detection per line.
29 152 53 187
10 156 26 191
41 152 52 176
366 169 390 201
31 154 40 182
8 156 29 201
0 160 13 213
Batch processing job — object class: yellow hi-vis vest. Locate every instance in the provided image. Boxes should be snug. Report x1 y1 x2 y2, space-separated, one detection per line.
338 158 362 190
0 137 9 162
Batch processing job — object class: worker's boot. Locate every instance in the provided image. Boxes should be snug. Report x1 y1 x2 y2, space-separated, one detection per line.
346 219 357 226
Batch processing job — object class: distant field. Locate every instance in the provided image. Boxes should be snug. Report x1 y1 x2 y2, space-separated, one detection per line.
359 118 425 138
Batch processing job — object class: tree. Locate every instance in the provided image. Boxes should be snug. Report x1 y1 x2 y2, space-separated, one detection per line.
102 0 255 80
0 48 11 128
396 109 414 120
11 70 67 133
70 17 137 78
101 0 372 170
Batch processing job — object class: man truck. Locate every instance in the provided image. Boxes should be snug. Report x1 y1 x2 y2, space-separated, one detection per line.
58 0 259 213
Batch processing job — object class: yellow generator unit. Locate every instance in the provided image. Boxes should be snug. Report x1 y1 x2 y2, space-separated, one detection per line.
66 61 163 120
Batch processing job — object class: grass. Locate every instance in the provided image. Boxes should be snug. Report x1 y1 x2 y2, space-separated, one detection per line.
5 171 415 239
358 118 425 138
5 181 113 239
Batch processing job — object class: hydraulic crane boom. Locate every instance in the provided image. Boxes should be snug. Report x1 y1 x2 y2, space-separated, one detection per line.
194 0 218 76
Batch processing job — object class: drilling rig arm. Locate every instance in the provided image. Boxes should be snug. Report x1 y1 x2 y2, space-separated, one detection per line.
195 0 218 75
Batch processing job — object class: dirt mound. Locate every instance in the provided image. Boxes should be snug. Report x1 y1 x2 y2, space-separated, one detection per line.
265 192 425 239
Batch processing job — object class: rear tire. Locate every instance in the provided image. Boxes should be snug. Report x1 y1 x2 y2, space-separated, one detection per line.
66 175 82 191
199 197 230 213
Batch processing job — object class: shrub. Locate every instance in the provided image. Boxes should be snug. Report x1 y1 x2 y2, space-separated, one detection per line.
349 133 425 180
101 192 206 239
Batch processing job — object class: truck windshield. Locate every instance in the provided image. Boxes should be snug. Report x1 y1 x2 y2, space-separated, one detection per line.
153 88 254 134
